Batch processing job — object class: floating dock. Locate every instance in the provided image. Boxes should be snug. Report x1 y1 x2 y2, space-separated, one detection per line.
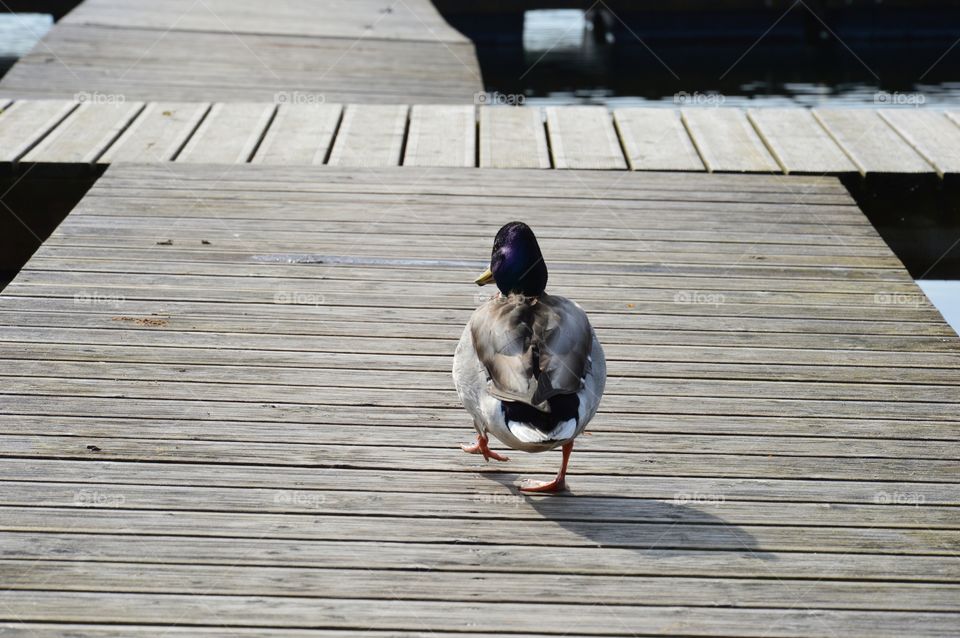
1 100 960 176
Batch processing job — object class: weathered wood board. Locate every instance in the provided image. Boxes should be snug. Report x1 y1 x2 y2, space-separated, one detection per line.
814 109 935 175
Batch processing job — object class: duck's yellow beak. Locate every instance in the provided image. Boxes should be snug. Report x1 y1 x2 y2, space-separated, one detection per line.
474 267 495 286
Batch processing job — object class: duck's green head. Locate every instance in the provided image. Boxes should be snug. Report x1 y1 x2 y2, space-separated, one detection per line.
474 221 548 296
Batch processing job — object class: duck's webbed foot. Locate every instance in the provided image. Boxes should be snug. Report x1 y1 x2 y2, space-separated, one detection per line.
519 477 567 493
519 441 573 494
461 435 509 462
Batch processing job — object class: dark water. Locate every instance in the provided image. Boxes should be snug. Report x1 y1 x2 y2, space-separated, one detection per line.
480 10 960 109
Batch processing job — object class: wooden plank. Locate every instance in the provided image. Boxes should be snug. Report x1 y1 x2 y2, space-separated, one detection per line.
1 627 537 638
2 358 958 423
4 481 958 527
175 102 275 164
90 161 855 195
879 109 960 177
478 106 551 169
4 531 958 582
21 101 144 165
6 560 959 611
545 105 627 169
99 102 209 163
251 103 342 165
613 108 704 171
27 214 893 246
39 223 902 260
681 108 780 173
2 433 958 482
4 591 958 637
402 104 475 167
14 257 916 292
0 99 77 163
814 109 935 175
2 506 958 555
327 104 408 167
3 458 958 504
747 108 857 174
4 355 959 412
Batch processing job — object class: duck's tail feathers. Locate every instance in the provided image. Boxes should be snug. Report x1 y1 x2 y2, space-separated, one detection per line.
501 393 580 444
508 417 578 444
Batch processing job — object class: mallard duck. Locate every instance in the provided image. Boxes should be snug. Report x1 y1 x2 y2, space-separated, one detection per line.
453 222 606 492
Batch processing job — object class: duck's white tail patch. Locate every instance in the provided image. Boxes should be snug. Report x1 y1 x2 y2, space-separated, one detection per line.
507 418 577 443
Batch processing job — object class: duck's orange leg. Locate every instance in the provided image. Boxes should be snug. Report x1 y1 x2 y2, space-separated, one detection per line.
520 441 572 493
461 434 509 462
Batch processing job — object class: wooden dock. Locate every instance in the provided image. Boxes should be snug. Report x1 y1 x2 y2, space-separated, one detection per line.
0 0 482 103
0 162 958 636
2 99 960 176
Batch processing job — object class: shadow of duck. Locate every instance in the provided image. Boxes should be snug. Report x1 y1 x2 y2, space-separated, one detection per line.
480 471 775 560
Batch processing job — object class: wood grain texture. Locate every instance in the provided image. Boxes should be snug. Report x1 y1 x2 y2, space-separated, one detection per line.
814 109 935 175
546 105 627 169
682 108 780 173
4 590 959 637
251 103 342 165
21 101 144 166
100 102 210 163
176 103 275 164
1 162 957 636
748 108 857 174
327 104 408 167
613 107 704 171
879 109 960 177
478 106 551 168
0 99 77 163
0 0 482 104
60 0 470 43
403 104 476 167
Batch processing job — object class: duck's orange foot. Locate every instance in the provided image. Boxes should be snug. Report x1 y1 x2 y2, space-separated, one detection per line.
519 441 573 494
519 477 567 493
461 436 509 462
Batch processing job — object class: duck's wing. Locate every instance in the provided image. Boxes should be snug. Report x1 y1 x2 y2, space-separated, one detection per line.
469 294 593 409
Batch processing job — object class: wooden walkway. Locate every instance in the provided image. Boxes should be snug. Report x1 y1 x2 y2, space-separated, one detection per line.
0 163 958 636
3 100 960 176
0 0 482 103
